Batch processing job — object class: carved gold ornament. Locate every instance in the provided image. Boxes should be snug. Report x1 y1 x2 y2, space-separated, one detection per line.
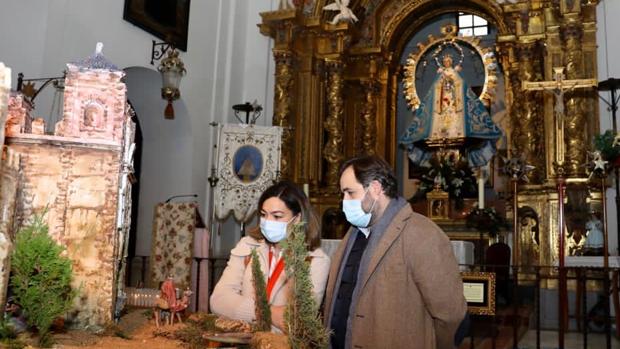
402 24 499 111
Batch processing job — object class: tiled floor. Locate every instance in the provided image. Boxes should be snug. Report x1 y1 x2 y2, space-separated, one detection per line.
518 330 620 349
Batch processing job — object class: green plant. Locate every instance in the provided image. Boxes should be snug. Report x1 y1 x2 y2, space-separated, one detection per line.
10 213 77 347
0 317 17 341
250 248 272 331
594 129 620 163
282 223 329 349
466 207 509 236
0 317 26 349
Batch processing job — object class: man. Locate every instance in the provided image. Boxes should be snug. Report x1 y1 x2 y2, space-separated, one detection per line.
324 155 467 349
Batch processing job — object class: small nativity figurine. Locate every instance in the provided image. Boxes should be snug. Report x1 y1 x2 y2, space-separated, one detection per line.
154 277 191 326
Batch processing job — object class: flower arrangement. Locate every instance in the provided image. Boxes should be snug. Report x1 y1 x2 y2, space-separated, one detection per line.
410 154 477 208
466 207 509 236
594 130 620 166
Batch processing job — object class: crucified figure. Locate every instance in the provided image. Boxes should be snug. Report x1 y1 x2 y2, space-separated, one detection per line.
522 67 596 164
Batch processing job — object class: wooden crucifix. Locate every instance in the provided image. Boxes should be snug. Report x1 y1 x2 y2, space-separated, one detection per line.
522 67 597 165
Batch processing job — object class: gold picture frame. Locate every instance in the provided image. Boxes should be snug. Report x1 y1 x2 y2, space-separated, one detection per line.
461 271 496 315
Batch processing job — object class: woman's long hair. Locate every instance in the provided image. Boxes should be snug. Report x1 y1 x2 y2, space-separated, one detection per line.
248 181 321 251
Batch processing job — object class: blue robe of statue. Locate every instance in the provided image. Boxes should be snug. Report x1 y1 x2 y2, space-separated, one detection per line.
400 66 502 167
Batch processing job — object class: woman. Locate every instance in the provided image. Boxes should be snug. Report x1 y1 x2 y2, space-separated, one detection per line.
210 181 330 331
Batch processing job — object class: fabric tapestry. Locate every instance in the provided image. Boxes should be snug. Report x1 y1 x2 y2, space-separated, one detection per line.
214 124 282 222
149 202 197 289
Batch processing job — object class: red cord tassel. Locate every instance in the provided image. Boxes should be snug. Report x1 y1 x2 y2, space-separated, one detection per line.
164 100 175 119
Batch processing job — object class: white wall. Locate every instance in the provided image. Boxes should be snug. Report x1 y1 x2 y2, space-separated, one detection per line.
598 0 620 254
125 66 193 256
0 0 279 256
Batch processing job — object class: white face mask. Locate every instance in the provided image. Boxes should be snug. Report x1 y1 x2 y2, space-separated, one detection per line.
260 216 295 243
342 188 376 228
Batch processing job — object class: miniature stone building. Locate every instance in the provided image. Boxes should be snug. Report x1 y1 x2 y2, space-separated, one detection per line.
0 62 18 312
2 45 135 328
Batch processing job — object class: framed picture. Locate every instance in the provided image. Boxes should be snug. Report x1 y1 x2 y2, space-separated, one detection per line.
461 271 496 315
426 187 450 221
123 0 190 51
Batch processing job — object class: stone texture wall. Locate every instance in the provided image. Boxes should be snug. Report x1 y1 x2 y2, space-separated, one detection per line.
8 136 122 327
6 92 32 137
0 62 14 310
0 62 9 145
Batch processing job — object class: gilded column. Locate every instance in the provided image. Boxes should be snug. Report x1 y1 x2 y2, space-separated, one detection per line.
273 51 294 179
512 42 544 182
323 59 345 193
360 78 378 156
562 23 586 177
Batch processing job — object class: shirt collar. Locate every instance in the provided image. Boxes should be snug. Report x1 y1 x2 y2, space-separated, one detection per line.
358 227 370 238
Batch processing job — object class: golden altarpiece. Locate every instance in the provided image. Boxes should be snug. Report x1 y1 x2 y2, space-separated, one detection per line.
259 0 602 275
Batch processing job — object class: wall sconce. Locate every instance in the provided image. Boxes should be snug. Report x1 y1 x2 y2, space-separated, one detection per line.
151 40 186 120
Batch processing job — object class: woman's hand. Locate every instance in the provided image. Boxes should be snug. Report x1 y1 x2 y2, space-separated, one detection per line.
271 305 286 331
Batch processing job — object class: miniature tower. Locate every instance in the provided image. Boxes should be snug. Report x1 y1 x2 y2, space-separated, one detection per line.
0 63 10 144
5 91 33 136
55 42 126 143
0 62 17 312
3 44 135 328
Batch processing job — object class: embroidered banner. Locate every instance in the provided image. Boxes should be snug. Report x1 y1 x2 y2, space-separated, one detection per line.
149 202 197 288
214 124 282 222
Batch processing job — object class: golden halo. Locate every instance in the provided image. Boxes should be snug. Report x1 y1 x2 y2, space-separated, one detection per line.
402 24 499 111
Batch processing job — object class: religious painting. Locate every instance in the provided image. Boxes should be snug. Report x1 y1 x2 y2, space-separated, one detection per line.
233 145 263 183
123 0 190 51
213 124 283 223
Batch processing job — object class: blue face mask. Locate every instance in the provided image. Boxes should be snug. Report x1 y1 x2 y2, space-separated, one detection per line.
260 217 294 243
342 189 376 228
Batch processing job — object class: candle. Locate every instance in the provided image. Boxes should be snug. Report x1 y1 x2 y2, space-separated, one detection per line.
478 169 485 209
303 183 310 197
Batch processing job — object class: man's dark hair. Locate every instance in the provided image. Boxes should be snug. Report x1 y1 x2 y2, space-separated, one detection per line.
339 155 398 198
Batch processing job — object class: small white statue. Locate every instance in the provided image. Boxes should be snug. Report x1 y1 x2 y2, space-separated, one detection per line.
279 0 295 10
584 215 604 249
323 0 358 25
95 42 104 55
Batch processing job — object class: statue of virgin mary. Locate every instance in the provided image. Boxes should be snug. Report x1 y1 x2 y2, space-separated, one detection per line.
400 53 502 167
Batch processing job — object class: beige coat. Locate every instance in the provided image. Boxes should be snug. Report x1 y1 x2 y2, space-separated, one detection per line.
210 236 331 323
323 204 467 349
